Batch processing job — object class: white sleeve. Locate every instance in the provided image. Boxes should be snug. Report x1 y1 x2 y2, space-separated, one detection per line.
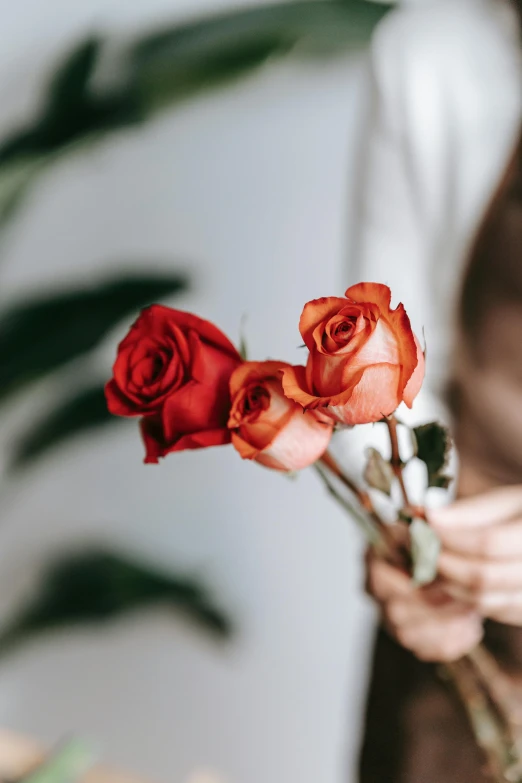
336 0 521 489
350 0 521 407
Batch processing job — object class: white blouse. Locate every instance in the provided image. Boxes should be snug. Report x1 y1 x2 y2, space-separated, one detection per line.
352 0 522 413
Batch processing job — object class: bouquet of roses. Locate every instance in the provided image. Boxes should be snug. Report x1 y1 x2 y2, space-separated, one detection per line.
106 282 522 783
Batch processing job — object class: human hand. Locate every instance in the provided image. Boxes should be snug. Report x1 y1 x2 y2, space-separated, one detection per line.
430 486 522 625
366 551 483 662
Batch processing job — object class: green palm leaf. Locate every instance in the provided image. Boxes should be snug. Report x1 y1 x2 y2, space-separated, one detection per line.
0 549 232 659
0 272 187 403
131 0 388 112
9 384 115 471
0 1 389 225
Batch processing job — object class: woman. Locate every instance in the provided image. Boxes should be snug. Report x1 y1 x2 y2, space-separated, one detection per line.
354 0 522 780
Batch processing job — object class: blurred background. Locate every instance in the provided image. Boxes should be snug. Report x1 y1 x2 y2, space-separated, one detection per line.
0 1 391 781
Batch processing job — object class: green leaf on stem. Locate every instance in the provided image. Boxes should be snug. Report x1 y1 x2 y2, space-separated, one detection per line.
410 518 440 586
363 447 394 495
413 421 452 489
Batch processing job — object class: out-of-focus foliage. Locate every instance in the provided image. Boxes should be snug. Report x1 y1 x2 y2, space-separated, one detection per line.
0 273 188 467
0 549 232 659
0 1 389 227
17 740 96 783
1 0 389 464
0 1 387 653
0 273 188 404
10 384 114 470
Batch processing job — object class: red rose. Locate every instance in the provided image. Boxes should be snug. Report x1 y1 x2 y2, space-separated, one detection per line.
281 282 425 425
105 305 242 462
228 360 333 472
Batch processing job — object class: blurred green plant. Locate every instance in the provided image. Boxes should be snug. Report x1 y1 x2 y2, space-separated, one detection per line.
0 0 388 656
0 273 188 405
0 0 389 229
1 0 389 466
1 273 188 469
16 739 96 783
0 548 231 659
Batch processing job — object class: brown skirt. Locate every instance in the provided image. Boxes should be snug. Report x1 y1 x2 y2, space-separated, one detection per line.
358 628 507 783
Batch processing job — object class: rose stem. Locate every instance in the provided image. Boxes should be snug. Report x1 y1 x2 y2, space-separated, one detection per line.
443 657 510 783
320 451 374 513
383 419 518 775
320 454 512 778
319 451 398 558
384 415 411 510
321 449 514 777
466 646 522 773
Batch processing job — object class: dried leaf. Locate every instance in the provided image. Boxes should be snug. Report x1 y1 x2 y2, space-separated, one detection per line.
363 447 394 495
410 518 440 586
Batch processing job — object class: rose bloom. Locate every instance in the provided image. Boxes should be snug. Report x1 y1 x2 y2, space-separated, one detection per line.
105 305 242 462
228 360 333 472
281 282 425 425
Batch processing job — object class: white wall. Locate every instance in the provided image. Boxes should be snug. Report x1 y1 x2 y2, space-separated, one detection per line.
0 2 376 781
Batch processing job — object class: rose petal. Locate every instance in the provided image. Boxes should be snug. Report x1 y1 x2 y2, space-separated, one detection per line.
105 378 141 417
142 305 241 361
229 364 296 452
231 432 259 461
310 351 349 396
348 318 400 368
235 394 294 453
229 361 288 398
113 343 137 391
323 308 362 352
170 428 232 452
254 408 333 471
110 327 189 412
299 297 350 351
387 302 419 396
403 335 425 407
140 416 231 463
328 363 401 425
162 342 239 442
345 282 392 311
140 415 166 463
280 364 318 409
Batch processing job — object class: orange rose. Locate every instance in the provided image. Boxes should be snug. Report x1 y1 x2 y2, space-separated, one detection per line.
281 282 425 425
228 361 333 472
